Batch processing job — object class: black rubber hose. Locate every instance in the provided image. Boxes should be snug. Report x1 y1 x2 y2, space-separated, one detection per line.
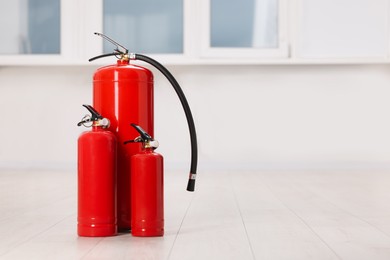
134 54 198 192
89 53 119 62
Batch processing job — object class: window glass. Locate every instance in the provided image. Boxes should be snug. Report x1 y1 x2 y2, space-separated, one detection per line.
103 0 183 54
0 0 60 54
211 0 278 48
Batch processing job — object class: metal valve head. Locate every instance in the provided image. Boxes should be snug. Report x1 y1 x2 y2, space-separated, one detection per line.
77 104 110 128
124 123 159 149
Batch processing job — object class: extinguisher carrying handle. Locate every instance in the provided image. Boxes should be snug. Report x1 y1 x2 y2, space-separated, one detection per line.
132 54 198 192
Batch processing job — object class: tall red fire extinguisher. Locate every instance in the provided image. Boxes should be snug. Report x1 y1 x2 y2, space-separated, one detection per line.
124 123 164 237
77 104 117 237
89 33 198 231
91 43 153 230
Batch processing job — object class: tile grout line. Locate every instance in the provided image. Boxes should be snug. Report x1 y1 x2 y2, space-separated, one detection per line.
80 237 104 260
0 213 76 257
304 183 390 241
261 179 343 260
229 172 256 260
0 194 75 223
166 193 196 260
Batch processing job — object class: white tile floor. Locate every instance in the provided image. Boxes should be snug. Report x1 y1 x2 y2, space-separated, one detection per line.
0 169 390 260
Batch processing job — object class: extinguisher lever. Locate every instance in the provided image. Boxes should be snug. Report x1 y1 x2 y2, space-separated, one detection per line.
82 104 103 121
89 33 129 62
78 104 110 128
124 124 159 149
130 123 153 142
94 32 128 55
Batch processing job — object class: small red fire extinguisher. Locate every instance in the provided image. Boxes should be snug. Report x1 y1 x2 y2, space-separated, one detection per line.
124 123 163 237
77 104 117 237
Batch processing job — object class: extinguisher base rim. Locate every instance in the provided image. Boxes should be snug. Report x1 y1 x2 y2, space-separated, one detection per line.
131 229 164 237
78 224 117 237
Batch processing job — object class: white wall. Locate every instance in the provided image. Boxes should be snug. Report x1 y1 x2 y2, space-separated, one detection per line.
1 64 390 172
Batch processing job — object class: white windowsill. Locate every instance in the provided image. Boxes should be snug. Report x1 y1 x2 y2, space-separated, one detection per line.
1 55 389 66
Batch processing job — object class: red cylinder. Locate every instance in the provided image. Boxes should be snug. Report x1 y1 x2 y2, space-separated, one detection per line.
131 149 164 237
78 126 117 237
93 59 154 230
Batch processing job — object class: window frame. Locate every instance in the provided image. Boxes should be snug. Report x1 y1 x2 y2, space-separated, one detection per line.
1 0 389 65
199 0 289 59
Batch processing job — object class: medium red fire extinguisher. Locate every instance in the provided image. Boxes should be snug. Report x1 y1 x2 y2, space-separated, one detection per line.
77 104 117 237
124 123 164 237
89 33 198 231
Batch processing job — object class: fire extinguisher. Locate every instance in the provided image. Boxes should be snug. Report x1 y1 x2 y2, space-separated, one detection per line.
124 123 164 237
89 33 198 231
77 104 117 237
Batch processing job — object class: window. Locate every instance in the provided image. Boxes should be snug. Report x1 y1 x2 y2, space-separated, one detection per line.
201 0 287 58
103 0 183 54
211 0 278 48
0 0 60 54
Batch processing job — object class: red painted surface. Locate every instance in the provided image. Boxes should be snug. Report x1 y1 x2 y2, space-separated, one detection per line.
78 126 117 237
131 149 164 237
93 60 154 230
